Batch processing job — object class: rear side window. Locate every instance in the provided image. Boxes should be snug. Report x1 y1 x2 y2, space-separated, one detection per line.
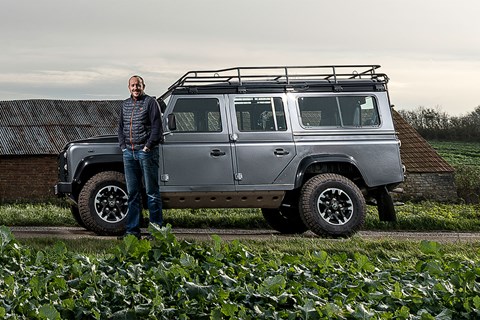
172 98 221 132
298 96 379 128
235 97 287 132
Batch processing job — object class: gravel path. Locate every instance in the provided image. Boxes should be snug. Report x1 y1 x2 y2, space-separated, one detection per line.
7 226 480 243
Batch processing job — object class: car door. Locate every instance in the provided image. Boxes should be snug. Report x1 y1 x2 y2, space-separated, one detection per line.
160 95 235 191
229 94 296 188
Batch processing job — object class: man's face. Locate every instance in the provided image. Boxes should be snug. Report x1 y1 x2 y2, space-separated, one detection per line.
129 77 145 99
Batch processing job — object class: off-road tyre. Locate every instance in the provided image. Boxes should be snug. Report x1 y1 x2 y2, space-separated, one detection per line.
78 171 128 236
262 207 308 234
299 173 365 237
376 187 397 222
70 205 86 228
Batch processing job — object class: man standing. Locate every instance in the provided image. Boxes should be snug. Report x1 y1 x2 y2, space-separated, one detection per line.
118 75 163 239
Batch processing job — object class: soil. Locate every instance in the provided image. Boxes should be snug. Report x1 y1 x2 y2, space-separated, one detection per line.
8 226 480 243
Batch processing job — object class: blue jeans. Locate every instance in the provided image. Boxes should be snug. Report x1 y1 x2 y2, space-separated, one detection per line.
123 146 163 236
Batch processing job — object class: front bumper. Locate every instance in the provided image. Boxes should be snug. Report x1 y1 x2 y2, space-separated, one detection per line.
54 182 73 195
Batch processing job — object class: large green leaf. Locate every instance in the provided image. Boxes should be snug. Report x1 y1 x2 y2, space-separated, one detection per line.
420 240 443 257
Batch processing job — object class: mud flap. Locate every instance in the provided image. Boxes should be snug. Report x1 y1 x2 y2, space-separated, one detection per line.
376 187 397 222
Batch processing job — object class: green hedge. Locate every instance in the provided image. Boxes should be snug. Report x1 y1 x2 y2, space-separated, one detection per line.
454 165 480 203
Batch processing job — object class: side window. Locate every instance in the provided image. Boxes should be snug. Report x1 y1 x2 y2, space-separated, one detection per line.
298 97 339 127
235 97 287 132
338 96 379 126
172 98 222 132
298 96 379 128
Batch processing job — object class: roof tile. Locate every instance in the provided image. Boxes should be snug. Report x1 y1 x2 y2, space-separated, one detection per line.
392 110 453 173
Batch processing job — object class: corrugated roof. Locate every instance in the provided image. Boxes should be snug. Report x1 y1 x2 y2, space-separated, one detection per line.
392 110 454 173
0 99 121 155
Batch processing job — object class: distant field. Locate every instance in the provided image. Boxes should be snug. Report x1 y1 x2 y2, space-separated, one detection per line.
428 140 480 167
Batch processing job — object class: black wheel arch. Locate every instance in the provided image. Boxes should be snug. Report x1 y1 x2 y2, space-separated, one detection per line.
71 154 124 201
294 155 367 189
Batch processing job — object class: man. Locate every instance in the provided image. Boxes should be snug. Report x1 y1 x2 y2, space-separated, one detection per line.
118 75 163 239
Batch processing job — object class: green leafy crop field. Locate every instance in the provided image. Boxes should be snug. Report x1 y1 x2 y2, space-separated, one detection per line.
428 140 480 167
2 225 480 319
429 140 480 203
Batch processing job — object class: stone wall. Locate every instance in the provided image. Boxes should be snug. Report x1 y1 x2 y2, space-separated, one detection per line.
0 155 58 202
397 172 458 202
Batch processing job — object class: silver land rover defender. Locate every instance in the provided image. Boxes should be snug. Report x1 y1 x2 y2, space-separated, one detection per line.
55 65 404 237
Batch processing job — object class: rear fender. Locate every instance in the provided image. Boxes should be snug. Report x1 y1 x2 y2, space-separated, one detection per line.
294 154 366 188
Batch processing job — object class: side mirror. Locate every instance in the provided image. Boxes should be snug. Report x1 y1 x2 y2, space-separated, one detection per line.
167 113 177 131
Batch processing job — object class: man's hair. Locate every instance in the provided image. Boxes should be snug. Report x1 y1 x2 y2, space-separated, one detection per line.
129 75 145 87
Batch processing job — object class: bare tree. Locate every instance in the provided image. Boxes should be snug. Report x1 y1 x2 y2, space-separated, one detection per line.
398 105 480 141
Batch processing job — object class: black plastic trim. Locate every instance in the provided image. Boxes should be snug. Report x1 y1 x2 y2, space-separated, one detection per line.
54 182 73 195
73 154 124 182
294 154 362 188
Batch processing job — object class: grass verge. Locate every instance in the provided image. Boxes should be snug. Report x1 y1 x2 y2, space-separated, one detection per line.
2 202 480 231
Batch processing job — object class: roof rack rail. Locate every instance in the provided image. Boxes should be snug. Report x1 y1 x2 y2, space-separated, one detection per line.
160 65 387 100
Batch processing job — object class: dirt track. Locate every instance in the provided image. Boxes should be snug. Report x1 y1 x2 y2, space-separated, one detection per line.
8 226 480 243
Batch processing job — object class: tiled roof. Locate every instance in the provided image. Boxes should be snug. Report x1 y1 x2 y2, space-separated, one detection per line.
0 100 121 155
392 110 454 173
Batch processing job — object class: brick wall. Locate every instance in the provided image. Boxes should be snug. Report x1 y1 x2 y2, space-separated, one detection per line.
0 155 58 202
398 172 458 202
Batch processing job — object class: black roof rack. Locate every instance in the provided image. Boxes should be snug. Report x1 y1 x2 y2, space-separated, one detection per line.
160 65 388 100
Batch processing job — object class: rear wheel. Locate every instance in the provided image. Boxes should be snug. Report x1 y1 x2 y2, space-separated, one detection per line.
300 173 365 237
262 206 308 234
78 171 128 235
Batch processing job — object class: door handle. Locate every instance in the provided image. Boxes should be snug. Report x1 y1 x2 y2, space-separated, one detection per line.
211 149 226 157
274 148 290 156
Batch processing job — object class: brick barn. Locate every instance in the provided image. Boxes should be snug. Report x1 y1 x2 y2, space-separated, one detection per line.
0 100 456 202
0 100 121 202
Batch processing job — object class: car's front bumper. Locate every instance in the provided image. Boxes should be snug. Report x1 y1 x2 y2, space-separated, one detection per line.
54 182 73 195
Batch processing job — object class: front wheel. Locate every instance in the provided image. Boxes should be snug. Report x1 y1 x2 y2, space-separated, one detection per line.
70 205 86 228
299 173 365 238
78 171 128 235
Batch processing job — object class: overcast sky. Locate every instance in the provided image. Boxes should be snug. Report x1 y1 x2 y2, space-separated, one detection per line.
1 0 479 115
